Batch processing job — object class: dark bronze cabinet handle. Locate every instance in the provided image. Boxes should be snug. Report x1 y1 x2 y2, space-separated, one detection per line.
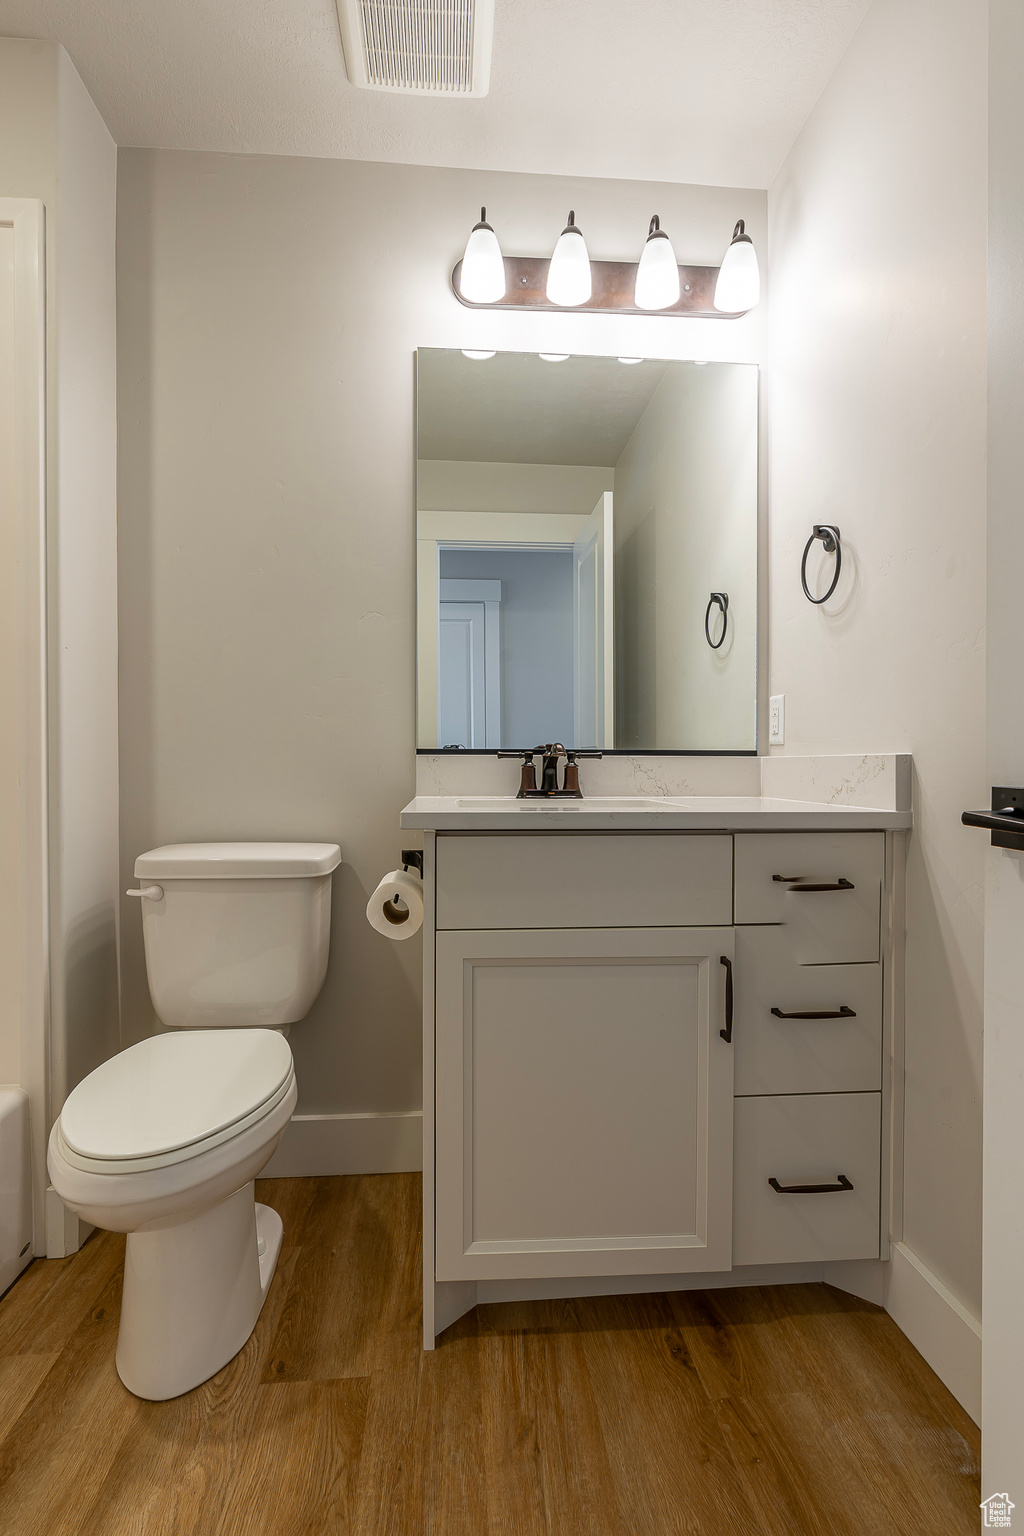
772 876 855 892
720 955 733 1043
770 1005 857 1021
769 1174 854 1194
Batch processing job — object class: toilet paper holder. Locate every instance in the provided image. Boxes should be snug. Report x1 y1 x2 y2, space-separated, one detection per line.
401 850 423 878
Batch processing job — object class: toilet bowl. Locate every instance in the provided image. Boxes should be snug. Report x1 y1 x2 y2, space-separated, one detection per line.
47 841 341 1401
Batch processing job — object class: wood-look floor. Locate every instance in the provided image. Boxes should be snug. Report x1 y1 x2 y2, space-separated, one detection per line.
0 1174 980 1535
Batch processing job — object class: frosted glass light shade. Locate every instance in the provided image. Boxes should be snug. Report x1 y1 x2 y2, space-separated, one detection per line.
459 209 506 304
714 221 760 312
634 216 680 311
546 212 592 307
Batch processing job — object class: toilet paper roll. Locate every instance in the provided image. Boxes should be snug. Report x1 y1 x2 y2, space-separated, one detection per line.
366 869 424 940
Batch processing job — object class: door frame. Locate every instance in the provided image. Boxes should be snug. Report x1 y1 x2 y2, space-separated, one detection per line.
416 510 586 748
0 198 49 1251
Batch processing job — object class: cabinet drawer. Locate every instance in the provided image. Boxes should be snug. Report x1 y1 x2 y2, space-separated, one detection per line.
436 834 733 930
733 1093 881 1265
734 832 883 963
734 928 882 1095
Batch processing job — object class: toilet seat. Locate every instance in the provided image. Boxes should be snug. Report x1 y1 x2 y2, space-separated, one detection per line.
57 1029 295 1176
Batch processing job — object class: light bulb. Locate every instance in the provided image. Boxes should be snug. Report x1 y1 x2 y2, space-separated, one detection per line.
545 211 592 307
617 356 643 364
539 353 570 362
714 220 760 312
462 350 496 360
458 208 506 304
634 216 680 311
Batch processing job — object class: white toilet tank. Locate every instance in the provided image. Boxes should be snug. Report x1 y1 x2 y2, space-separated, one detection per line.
131 843 342 1029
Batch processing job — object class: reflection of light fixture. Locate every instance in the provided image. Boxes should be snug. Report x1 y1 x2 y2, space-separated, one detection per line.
539 353 570 362
693 360 708 365
634 215 680 311
458 208 505 304
462 349 496 360
714 220 760 312
617 356 643 364
545 211 592 307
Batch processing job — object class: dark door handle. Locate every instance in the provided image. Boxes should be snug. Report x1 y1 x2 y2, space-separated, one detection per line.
769 1174 854 1194
770 1005 857 1021
961 810 1024 832
720 955 733 1043
772 876 855 892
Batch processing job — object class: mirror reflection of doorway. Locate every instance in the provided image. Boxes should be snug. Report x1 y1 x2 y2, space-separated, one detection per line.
437 579 501 749
436 543 584 748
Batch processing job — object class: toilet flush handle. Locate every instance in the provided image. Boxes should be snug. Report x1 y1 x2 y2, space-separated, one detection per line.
126 884 163 901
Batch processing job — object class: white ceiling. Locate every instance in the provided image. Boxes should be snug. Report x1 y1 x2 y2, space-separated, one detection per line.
0 0 872 188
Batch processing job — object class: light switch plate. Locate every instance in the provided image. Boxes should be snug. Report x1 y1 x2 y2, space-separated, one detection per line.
769 694 785 745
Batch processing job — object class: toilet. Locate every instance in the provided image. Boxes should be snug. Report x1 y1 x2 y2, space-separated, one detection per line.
47 841 342 1401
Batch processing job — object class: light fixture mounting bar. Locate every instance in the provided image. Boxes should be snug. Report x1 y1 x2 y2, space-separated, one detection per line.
451 256 743 317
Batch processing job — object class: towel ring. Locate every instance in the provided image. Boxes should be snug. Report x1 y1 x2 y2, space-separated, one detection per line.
801 525 842 604
705 592 729 649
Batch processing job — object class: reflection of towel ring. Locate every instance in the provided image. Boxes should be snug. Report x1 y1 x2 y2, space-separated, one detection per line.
705 592 729 648
801 524 842 604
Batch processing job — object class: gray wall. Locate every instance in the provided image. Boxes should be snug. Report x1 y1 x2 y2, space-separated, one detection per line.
115 147 766 1123
768 0 987 1320
440 547 574 746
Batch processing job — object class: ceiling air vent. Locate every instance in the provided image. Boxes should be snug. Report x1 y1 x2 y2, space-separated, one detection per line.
337 0 493 97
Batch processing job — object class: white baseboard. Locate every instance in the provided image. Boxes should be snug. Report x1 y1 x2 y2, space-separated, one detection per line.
825 1247 981 1424
261 1111 423 1178
881 1241 981 1425
44 1186 94 1259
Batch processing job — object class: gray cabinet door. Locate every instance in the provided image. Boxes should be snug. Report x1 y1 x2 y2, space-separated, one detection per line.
435 926 735 1281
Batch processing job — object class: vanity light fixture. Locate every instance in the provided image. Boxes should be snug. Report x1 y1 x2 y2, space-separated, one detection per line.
634 216 681 311
714 220 760 313
457 208 506 304
545 210 592 307
451 210 759 317
461 349 496 360
539 353 570 362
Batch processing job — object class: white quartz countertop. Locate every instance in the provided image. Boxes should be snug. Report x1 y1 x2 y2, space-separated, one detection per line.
400 795 913 832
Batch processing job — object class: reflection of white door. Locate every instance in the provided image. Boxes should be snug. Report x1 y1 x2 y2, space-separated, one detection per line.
437 578 502 748
573 493 614 748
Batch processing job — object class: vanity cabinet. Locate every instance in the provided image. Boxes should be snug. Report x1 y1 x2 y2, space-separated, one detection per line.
419 819 899 1345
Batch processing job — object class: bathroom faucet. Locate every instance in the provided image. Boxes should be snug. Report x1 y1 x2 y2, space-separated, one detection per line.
498 745 603 798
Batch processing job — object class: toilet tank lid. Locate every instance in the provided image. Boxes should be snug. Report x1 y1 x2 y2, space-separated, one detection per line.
134 842 342 879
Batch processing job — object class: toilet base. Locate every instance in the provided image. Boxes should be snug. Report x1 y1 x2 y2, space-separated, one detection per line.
115 1181 282 1401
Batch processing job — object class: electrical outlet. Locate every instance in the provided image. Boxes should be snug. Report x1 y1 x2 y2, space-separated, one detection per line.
769 694 785 745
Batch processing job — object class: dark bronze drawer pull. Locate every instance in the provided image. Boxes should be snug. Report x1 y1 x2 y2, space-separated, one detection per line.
720 955 733 1043
772 876 855 893
769 1174 854 1194
770 1005 857 1021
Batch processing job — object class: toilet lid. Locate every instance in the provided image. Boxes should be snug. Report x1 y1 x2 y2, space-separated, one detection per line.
59 1030 294 1161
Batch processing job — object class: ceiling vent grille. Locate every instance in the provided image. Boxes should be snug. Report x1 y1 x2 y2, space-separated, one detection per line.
337 0 493 97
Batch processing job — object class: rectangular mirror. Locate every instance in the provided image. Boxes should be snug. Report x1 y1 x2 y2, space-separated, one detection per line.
416 349 758 753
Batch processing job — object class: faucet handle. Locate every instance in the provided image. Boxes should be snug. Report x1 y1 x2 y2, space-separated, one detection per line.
563 749 602 799
497 748 538 798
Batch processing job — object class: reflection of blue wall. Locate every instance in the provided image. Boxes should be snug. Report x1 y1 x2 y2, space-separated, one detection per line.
440 547 574 747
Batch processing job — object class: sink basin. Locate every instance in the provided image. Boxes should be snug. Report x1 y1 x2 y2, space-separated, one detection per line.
454 796 673 811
